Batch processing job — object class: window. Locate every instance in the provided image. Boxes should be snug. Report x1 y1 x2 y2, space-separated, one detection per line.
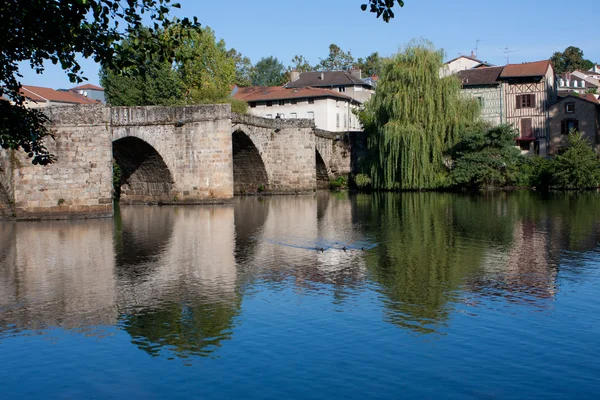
308 98 314 104
265 114 272 119
516 94 535 109
279 100 285 106
344 116 347 128
565 103 575 113
266 101 273 107
291 100 297 105
249 102 256 108
477 97 484 108
561 119 579 135
336 100 339 107
290 113 297 119
338 87 346 93
336 113 340 128
307 111 314 119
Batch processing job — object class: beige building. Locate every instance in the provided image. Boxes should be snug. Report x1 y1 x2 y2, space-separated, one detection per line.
499 60 557 155
234 86 362 132
548 95 600 154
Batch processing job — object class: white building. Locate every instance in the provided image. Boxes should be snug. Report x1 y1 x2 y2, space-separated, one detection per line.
441 53 493 77
234 86 362 132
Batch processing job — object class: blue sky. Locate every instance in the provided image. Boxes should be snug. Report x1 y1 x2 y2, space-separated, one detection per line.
19 0 600 89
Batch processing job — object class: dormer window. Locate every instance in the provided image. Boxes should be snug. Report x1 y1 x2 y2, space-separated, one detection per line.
338 87 346 92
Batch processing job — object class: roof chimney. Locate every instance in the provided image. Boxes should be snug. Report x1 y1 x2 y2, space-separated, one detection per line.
471 51 476 57
291 70 300 82
320 72 324 80
350 68 362 79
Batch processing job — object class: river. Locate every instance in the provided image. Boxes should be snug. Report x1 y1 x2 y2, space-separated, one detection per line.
1 192 599 398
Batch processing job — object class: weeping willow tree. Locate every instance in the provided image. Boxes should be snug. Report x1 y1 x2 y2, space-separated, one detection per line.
358 40 480 190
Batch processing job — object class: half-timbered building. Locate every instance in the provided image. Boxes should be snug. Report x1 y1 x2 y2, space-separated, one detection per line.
499 60 557 155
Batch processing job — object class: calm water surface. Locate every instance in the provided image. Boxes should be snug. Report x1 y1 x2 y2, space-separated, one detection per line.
1 192 599 399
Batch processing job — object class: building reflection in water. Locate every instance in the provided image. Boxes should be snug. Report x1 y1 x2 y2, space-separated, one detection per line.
0 219 118 333
115 205 240 358
1 192 600 357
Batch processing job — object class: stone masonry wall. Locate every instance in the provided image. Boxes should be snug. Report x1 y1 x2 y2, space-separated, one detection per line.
232 114 316 193
315 130 365 178
11 105 113 219
0 149 15 218
112 104 233 203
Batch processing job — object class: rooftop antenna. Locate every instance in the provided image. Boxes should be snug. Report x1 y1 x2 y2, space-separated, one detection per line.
474 39 481 58
500 47 517 64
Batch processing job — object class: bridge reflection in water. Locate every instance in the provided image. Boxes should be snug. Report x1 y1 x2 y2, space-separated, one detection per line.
1 192 599 359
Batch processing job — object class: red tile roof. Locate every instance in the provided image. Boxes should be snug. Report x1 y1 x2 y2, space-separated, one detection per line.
21 85 100 104
583 93 599 104
234 86 357 103
71 83 104 91
500 60 552 78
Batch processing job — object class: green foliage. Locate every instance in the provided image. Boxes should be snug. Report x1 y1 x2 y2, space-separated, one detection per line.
102 24 236 107
1 0 198 165
230 98 249 114
227 48 253 87
329 176 348 190
251 56 286 86
355 52 386 77
289 55 313 73
518 156 554 188
112 161 122 200
450 124 522 189
551 46 594 74
552 132 600 189
358 40 480 190
361 1 405 22
354 174 372 190
317 44 355 71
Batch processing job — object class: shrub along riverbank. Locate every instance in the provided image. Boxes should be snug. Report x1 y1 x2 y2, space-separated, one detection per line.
354 126 600 192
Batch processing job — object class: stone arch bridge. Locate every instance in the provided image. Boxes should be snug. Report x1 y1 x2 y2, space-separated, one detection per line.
0 104 361 219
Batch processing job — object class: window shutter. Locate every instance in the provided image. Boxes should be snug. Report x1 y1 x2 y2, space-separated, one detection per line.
530 94 536 107
574 120 579 132
516 95 522 109
561 120 566 135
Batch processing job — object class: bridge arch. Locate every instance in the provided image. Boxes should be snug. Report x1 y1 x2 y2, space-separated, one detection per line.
315 149 330 189
232 129 269 194
112 136 174 204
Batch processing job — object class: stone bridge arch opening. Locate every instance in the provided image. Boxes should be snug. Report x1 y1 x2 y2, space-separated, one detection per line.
232 129 269 195
316 149 329 189
113 137 174 204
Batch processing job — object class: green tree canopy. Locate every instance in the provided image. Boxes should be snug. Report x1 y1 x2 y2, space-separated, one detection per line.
289 55 313 73
228 48 254 87
358 40 479 190
356 52 386 77
553 132 600 190
101 25 236 106
251 56 286 86
450 124 522 189
551 46 594 74
0 0 198 165
317 44 355 71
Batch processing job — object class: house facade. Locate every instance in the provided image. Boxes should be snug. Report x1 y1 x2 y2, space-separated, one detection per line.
441 53 493 77
499 60 557 155
285 70 374 104
548 95 600 154
234 86 361 132
19 85 101 108
70 83 106 103
456 66 505 125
